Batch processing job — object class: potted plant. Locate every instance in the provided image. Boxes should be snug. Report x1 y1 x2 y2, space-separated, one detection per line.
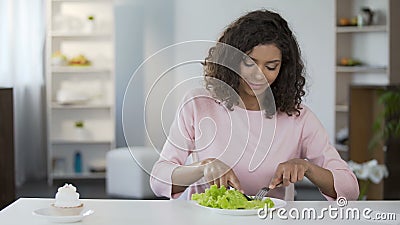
368 86 400 151
86 15 95 33
75 120 84 129
355 86 400 200
74 120 91 140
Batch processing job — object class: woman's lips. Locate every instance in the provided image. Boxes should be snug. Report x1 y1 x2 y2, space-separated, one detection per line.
246 81 267 90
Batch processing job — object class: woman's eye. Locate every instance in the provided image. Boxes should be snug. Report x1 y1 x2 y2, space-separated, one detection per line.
242 57 254 67
266 66 277 71
244 61 254 67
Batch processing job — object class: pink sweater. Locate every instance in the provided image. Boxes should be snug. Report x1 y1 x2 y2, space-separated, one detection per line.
150 88 359 201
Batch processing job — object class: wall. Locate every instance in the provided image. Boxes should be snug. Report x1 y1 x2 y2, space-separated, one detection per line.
116 0 175 149
115 0 146 147
141 0 176 149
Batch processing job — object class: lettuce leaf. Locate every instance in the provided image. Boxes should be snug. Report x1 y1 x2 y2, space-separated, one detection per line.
191 185 274 209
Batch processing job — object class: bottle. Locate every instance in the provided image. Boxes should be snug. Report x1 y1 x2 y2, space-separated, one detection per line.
357 13 364 27
74 151 82 173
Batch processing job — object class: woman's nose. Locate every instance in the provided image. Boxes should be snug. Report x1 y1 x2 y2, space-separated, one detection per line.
255 73 265 81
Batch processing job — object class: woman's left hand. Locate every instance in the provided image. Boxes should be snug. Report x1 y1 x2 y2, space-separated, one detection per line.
269 158 310 189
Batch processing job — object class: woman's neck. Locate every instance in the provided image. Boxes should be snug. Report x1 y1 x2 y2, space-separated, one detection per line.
238 94 264 111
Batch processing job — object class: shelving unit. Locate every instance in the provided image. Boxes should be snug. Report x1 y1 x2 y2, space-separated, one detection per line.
336 66 386 73
334 0 400 158
336 24 387 33
45 0 115 184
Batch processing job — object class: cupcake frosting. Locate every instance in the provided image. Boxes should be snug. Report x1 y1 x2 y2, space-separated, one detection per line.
54 183 82 208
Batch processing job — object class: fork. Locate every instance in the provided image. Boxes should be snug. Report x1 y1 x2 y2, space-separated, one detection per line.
228 185 253 201
241 191 253 201
254 182 283 201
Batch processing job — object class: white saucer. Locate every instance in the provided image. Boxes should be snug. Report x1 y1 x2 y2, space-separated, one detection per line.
33 207 94 223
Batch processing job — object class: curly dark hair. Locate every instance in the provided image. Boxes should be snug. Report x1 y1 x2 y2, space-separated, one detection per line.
203 9 306 117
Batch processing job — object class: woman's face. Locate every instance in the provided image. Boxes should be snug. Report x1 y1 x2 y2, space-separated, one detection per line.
239 44 282 98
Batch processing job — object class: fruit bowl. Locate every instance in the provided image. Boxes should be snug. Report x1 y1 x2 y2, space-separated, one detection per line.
68 54 91 66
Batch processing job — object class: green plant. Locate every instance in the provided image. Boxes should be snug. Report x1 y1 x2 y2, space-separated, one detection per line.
75 120 84 128
368 87 400 151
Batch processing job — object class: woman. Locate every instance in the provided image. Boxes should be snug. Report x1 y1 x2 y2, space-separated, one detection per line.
150 9 359 201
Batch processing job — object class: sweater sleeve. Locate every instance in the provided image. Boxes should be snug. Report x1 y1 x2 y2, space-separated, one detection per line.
149 93 196 199
300 107 359 201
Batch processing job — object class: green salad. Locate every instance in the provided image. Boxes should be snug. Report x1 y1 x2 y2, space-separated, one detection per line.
191 185 274 210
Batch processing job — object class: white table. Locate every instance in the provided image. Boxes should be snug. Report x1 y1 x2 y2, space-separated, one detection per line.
1 198 399 225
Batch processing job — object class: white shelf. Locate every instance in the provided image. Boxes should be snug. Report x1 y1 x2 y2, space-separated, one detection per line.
334 0 399 156
50 32 112 39
336 66 387 73
51 139 113 145
52 172 106 179
335 104 349 112
336 25 387 33
51 66 111 73
46 0 115 185
51 103 111 109
52 0 111 3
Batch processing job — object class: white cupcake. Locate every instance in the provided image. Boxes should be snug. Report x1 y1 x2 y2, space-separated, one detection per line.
51 183 83 216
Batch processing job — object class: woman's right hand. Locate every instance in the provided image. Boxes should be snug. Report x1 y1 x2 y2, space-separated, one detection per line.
201 158 242 191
